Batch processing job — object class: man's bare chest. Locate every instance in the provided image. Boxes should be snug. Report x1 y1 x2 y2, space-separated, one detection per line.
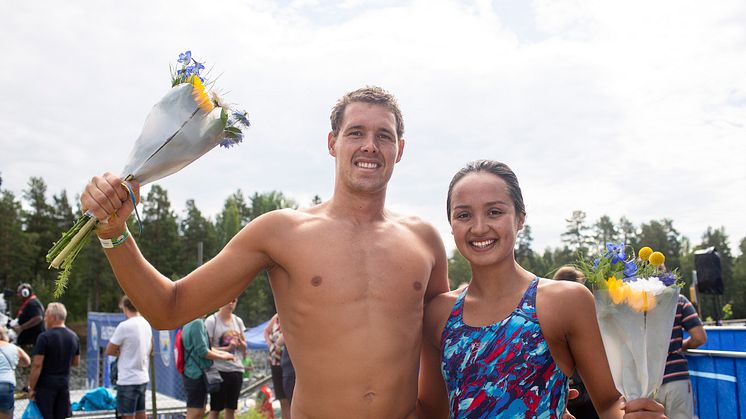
269 227 434 303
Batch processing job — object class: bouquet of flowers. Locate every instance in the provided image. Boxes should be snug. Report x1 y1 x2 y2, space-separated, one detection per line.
577 243 682 400
46 51 250 296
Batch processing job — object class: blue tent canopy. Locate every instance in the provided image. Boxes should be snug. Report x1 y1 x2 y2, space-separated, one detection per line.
244 319 270 350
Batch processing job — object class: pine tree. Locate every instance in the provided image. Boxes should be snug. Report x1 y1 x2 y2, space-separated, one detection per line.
138 185 184 278
561 210 592 255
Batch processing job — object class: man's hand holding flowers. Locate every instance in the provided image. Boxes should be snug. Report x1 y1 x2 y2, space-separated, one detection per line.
81 173 140 239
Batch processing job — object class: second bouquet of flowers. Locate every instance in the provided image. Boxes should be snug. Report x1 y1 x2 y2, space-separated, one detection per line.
46 51 250 296
577 243 681 400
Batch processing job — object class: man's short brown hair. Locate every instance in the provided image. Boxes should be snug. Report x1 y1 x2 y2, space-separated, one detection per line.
120 295 138 313
330 86 404 139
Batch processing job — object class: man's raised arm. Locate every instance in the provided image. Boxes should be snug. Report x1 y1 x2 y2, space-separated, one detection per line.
82 173 279 329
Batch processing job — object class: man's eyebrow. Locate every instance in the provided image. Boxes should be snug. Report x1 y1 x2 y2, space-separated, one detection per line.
343 125 395 135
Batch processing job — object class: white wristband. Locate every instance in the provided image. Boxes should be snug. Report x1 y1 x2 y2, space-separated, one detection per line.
99 227 130 249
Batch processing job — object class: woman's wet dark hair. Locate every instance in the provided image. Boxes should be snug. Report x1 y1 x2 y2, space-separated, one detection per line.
446 160 526 223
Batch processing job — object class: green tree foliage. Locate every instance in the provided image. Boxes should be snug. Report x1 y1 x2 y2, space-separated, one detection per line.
180 199 219 272
138 185 184 278
247 191 298 220
561 210 592 254
22 177 58 286
447 249 470 290
618 216 638 250
4 174 743 326
515 225 534 266
0 189 34 289
638 219 683 275
593 215 619 245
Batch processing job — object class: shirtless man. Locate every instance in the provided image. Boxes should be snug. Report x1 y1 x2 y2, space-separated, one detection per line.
81 86 450 419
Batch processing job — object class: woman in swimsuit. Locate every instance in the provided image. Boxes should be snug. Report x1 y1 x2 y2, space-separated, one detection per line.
418 160 666 418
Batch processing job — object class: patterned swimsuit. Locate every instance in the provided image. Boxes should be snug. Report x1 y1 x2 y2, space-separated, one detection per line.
441 277 569 418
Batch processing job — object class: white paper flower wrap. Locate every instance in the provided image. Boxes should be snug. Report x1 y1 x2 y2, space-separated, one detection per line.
594 285 679 400
119 83 225 185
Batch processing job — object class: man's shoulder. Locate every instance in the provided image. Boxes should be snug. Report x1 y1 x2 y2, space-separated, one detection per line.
388 211 441 238
43 326 78 340
121 316 151 331
242 207 316 235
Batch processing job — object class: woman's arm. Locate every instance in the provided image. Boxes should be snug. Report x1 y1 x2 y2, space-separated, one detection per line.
562 286 665 419
417 294 452 419
16 346 30 368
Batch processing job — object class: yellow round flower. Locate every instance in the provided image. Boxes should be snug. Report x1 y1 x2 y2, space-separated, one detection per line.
649 251 665 266
638 247 653 261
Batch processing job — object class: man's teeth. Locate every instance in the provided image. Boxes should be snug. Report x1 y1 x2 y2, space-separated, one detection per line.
357 162 378 169
471 240 495 248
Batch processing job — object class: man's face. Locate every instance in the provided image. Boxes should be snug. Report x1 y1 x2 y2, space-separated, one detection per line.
43 310 52 329
328 102 405 194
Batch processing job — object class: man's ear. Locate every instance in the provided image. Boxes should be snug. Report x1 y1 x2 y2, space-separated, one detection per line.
395 138 405 163
327 132 337 157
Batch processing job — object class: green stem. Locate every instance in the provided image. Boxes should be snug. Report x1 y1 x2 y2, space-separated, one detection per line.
49 216 97 269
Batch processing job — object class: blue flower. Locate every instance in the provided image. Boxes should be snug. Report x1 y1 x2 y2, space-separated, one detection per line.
604 242 626 264
189 61 205 76
623 261 638 277
220 133 243 148
593 258 599 268
659 272 676 286
178 51 192 65
230 111 251 127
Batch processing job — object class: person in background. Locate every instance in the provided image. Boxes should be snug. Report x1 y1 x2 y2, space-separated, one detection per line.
13 283 45 353
181 317 234 419
553 266 598 419
105 296 152 419
263 313 290 419
205 298 247 419
0 325 30 419
657 293 706 418
28 302 80 419
553 266 586 284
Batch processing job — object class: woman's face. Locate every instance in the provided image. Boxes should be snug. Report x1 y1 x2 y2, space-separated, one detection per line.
449 172 524 267
223 299 237 312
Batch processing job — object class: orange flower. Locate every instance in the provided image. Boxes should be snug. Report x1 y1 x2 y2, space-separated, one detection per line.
188 76 214 114
606 275 629 305
627 288 657 312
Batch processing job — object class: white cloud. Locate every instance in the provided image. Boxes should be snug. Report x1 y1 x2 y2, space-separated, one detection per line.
1 0 744 259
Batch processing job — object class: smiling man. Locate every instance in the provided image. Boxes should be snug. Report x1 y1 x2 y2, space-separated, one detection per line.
81 86 449 419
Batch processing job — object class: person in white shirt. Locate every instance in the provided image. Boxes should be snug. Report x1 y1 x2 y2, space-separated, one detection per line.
0 326 30 419
204 298 247 419
106 296 152 419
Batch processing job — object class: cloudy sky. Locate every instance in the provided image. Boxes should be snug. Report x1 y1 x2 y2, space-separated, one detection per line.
2 0 745 256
